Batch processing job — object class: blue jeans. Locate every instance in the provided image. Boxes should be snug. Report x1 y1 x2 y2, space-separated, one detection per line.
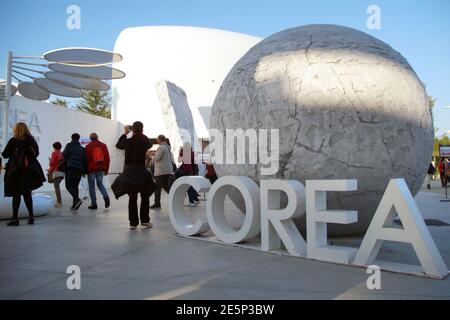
88 171 109 206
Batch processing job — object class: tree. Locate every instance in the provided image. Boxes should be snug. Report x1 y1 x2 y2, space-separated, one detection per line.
428 95 438 134
429 96 436 109
52 98 70 108
76 90 112 118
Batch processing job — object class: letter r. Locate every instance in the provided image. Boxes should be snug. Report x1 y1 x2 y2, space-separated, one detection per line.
260 180 307 256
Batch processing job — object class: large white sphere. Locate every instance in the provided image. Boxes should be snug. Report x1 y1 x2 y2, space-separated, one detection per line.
210 25 433 236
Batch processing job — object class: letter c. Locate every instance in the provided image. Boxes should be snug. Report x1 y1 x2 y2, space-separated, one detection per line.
168 176 211 236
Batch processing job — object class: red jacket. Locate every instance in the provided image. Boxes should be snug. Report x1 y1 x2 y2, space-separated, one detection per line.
85 140 110 174
49 150 64 173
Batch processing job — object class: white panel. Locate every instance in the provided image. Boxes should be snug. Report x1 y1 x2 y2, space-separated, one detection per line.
112 26 261 139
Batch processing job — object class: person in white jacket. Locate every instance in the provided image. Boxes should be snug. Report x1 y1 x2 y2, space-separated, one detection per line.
150 135 175 210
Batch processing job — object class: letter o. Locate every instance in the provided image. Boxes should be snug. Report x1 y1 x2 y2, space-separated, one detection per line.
169 176 211 236
206 176 260 243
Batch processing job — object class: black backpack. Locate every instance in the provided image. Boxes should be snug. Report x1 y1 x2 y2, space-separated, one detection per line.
12 144 34 173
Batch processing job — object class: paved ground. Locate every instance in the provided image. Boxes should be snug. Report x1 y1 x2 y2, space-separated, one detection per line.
0 181 449 300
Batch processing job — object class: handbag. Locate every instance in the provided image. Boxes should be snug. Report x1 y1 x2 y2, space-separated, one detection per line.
111 174 125 199
47 172 54 183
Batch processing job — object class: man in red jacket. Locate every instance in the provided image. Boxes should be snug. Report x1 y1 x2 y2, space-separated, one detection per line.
85 133 111 210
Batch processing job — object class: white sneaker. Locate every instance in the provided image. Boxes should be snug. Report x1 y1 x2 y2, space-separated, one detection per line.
55 203 63 208
187 202 196 207
194 200 201 206
141 222 153 228
130 226 138 230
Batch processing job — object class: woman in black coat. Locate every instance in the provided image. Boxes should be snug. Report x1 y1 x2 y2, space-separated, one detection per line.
2 122 46 226
115 121 156 230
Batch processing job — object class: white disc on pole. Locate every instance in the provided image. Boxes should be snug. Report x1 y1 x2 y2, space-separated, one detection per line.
0 84 18 100
18 82 50 101
43 47 122 65
48 63 125 80
34 78 82 98
45 72 110 91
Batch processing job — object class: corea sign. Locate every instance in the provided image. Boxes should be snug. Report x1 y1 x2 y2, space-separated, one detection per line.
168 176 449 279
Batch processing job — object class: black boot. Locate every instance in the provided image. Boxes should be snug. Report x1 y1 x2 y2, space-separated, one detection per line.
104 197 110 209
28 218 35 225
7 219 19 227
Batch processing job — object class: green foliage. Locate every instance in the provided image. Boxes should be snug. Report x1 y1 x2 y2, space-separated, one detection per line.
51 98 70 108
434 136 450 154
75 90 112 119
429 96 436 109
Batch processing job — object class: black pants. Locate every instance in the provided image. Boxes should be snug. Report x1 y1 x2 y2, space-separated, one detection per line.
65 168 83 206
128 193 150 227
153 174 173 206
12 191 33 220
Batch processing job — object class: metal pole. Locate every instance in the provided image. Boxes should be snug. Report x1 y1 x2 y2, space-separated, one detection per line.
2 51 12 151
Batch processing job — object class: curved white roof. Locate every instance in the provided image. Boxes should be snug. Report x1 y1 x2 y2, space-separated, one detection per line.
112 26 261 138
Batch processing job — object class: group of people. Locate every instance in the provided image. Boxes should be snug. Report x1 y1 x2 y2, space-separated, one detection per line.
2 121 216 230
428 159 450 189
115 122 206 229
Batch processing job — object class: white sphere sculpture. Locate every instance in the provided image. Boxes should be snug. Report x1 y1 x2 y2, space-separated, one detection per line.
210 24 433 236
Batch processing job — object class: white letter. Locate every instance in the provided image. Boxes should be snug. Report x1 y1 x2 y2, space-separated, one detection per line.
206 176 260 243
307 180 358 264
353 179 449 279
66 5 81 30
66 265 81 290
169 176 211 236
29 112 41 134
366 265 381 290
260 180 307 256
366 5 381 30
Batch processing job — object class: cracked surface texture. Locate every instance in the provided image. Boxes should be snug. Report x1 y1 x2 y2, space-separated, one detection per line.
156 80 199 156
210 25 433 236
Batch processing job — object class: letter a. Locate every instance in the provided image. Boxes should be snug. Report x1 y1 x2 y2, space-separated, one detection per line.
353 179 449 279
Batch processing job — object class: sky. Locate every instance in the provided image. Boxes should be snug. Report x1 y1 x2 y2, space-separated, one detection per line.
1 0 449 135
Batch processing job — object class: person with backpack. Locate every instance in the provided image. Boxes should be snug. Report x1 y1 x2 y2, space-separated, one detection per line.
63 133 88 211
116 122 156 230
2 122 46 226
150 135 175 210
85 133 111 210
48 142 65 208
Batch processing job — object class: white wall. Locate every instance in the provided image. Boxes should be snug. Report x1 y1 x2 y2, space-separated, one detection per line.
0 96 124 192
112 26 261 140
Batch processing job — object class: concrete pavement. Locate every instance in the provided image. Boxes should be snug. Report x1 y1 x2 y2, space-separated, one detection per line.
0 184 449 300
